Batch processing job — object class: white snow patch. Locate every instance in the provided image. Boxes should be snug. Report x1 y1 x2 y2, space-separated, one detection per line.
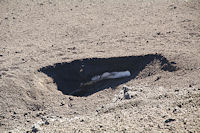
91 71 131 81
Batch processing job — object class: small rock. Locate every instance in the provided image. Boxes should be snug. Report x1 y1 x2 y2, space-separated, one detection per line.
155 76 161 81
173 108 178 114
44 121 49 125
69 97 73 101
157 32 161 35
189 84 192 87
178 104 182 108
68 47 76 50
31 126 39 133
113 85 136 102
73 112 78 114
0 115 5 119
123 85 130 93
99 125 103 128
36 112 44 117
175 89 179 92
68 103 72 107
170 61 176 64
124 92 131 99
60 102 65 106
165 118 176 123
0 122 5 126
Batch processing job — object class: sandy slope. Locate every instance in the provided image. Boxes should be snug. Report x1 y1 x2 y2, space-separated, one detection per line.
0 0 200 132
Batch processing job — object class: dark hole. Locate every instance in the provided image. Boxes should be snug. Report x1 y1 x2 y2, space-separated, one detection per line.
38 54 177 97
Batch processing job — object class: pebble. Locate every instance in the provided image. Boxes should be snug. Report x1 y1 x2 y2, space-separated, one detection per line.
69 97 73 101
165 118 176 123
31 126 39 133
44 121 49 125
60 102 65 106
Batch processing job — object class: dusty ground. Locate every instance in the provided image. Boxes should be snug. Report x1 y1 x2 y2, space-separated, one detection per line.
0 0 200 132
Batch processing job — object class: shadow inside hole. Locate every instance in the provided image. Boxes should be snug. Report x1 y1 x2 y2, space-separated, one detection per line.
38 54 177 97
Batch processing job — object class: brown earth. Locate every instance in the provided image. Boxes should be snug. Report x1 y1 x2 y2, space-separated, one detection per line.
0 0 200 132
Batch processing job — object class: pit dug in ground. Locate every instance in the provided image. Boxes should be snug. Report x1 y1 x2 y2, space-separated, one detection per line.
38 54 177 96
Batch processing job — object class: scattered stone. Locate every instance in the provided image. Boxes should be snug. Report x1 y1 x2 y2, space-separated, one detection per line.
69 97 73 101
73 112 78 114
36 112 45 117
60 102 65 106
0 122 5 126
178 104 182 108
157 32 161 35
99 125 103 128
165 118 176 123
31 126 39 133
123 86 131 99
80 119 84 122
175 89 179 92
155 76 161 81
68 47 76 50
172 108 178 114
0 115 5 119
44 121 49 125
170 61 176 64
113 85 136 102
68 103 72 107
